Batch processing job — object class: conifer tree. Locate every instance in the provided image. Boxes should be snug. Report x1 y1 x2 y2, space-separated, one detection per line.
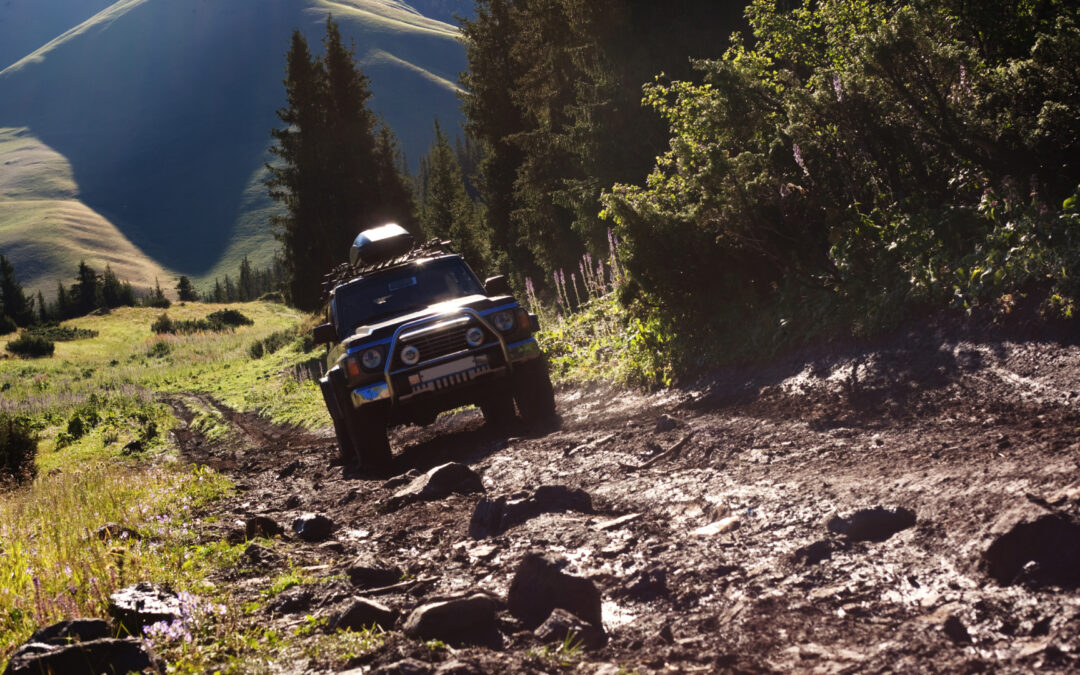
73 261 101 316
55 281 72 320
0 254 34 326
36 291 48 323
176 276 198 302
267 16 416 311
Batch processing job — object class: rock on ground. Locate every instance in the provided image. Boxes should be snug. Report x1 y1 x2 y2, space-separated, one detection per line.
507 553 602 629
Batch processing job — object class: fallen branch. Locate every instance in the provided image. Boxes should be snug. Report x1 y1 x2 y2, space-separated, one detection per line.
566 433 617 456
625 431 695 471
356 575 439 597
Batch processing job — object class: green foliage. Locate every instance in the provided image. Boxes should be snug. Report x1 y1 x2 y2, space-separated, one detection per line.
176 276 199 302
6 334 55 358
0 412 37 484
0 315 16 336
153 310 253 335
267 17 416 311
24 324 98 342
249 329 296 359
598 0 1080 350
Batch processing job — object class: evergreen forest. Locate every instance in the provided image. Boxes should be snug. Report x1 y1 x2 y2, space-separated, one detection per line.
269 1 1080 378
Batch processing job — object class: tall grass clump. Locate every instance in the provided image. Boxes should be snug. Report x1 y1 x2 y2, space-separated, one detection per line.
0 412 37 484
0 463 234 664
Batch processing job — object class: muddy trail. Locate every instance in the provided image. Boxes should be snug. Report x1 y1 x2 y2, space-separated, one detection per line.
172 323 1080 674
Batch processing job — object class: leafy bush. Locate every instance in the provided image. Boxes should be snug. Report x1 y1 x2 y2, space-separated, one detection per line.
0 315 16 336
147 340 172 358
25 323 99 342
0 412 37 484
153 310 254 335
208 309 254 327
6 334 55 358
249 329 294 359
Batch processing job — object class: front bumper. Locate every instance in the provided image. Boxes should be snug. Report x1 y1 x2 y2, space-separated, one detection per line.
348 336 542 411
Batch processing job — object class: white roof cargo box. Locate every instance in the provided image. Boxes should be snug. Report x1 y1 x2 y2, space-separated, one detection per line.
349 223 414 267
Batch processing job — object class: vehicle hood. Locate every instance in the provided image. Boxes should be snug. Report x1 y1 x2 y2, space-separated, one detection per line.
341 294 515 350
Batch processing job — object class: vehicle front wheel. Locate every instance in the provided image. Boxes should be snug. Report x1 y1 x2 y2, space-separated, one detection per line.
342 408 392 470
512 358 556 425
479 390 516 427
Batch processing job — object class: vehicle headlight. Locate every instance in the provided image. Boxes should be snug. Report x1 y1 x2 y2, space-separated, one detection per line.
361 347 383 370
491 310 515 332
400 345 420 366
465 326 484 347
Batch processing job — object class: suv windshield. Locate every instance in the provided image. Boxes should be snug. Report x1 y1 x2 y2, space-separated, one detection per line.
332 257 485 334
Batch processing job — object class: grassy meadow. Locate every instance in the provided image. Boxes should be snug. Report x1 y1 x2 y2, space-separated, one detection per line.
0 300 339 669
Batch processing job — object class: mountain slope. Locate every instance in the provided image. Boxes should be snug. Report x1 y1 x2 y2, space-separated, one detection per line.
0 0 465 294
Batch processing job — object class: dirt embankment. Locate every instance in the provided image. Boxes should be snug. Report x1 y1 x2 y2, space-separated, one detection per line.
176 323 1080 673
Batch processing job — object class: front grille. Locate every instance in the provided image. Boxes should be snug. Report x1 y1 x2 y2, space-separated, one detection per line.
407 326 469 362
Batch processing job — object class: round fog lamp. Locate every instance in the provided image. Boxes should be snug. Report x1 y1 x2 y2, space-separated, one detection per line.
361 348 383 370
400 345 420 366
465 326 484 347
492 310 515 332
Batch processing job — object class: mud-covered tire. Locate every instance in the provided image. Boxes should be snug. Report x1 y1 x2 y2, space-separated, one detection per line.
343 409 392 470
479 391 516 427
513 358 556 424
332 419 356 463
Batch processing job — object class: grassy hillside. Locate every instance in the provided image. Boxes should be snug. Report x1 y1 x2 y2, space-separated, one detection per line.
0 0 465 293
0 127 171 297
0 300 327 670
0 0 115 69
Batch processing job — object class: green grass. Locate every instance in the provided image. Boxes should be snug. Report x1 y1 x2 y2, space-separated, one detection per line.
0 300 335 670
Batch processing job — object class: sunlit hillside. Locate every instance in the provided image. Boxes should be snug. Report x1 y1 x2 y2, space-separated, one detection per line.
0 0 466 296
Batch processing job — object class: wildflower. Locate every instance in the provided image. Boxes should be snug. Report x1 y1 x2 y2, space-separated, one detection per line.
793 144 809 177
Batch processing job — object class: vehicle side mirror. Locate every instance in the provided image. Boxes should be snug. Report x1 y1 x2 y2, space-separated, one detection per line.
312 322 337 345
484 275 510 296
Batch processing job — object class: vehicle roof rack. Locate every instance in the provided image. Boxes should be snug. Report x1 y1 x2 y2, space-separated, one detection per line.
321 238 455 300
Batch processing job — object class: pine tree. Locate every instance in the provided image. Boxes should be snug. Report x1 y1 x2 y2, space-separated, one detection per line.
176 275 199 302
420 120 491 275
267 16 416 311
101 264 135 308
36 291 48 323
0 254 34 326
72 261 102 316
55 281 72 320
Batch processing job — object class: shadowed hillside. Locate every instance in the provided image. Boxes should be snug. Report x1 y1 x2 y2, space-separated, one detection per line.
0 0 115 69
0 0 465 290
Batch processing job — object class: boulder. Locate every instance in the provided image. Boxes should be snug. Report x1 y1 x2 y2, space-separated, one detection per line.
346 555 403 589
245 515 284 539
24 619 111 644
381 463 484 513
654 414 678 432
826 506 916 542
333 597 398 632
4 638 159 675
981 509 1080 588
402 593 498 646
468 486 592 539
534 607 607 650
108 583 182 636
292 513 334 542
507 553 602 629
267 587 314 615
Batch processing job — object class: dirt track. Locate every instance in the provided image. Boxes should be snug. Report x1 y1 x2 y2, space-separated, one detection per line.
174 321 1080 673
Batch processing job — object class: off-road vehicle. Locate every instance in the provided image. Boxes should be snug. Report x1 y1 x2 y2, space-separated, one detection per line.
313 224 556 468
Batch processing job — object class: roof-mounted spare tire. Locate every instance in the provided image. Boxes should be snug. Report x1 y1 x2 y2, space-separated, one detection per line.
350 223 415 267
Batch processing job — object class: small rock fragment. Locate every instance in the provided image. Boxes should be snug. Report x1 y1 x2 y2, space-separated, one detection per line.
534 607 606 650
402 593 498 646
655 414 677 432
943 615 971 644
346 555 402 589
278 460 301 479
381 463 484 513
508 553 602 629
292 513 333 542
242 542 283 568
370 658 432 675
266 587 314 615
827 506 916 542
691 516 740 536
245 515 284 539
108 582 182 636
469 486 592 538
333 597 398 632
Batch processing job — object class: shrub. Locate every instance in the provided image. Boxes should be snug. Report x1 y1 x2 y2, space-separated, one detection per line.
151 313 174 334
249 329 294 359
0 315 16 336
207 309 254 328
25 324 98 342
147 340 172 358
0 412 37 484
6 334 55 358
